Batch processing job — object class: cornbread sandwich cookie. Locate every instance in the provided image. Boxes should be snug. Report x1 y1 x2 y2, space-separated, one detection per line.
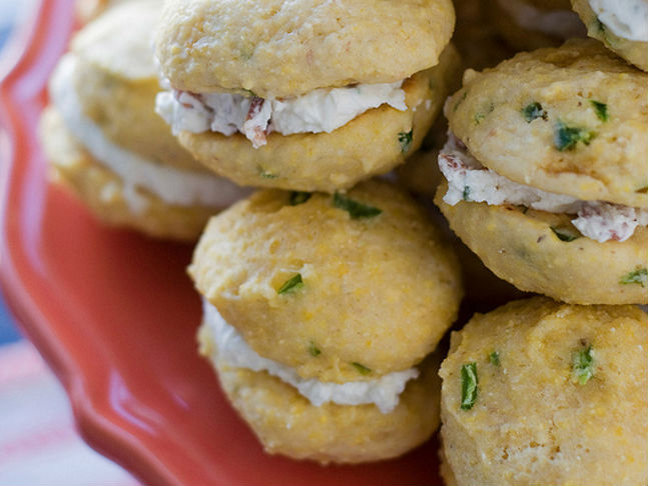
490 0 586 51
189 180 463 462
435 40 648 304
41 0 249 241
154 0 456 192
439 297 648 486
571 0 648 71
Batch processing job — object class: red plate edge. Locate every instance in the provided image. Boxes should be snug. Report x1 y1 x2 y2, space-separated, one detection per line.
0 1 176 484
0 2 443 485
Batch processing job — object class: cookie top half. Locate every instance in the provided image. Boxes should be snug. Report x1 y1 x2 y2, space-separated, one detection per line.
446 39 648 208
63 0 200 171
439 297 648 485
155 0 455 98
72 0 158 81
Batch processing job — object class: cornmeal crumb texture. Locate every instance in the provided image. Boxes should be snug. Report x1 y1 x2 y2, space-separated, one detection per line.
180 47 459 192
190 181 462 383
440 298 648 486
41 108 214 241
447 39 648 208
200 323 442 465
156 0 455 98
571 0 648 71
435 182 648 305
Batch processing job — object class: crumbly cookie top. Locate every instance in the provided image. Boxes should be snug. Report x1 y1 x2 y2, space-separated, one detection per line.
155 0 455 98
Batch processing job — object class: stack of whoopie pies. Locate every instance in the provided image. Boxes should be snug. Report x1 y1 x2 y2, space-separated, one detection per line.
433 7 647 483
40 0 646 481
152 0 467 464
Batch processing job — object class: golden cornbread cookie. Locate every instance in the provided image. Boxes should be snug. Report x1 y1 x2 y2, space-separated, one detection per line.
439 298 648 486
41 0 249 241
41 108 216 241
435 181 648 304
176 46 459 193
447 39 648 207
490 0 585 51
571 0 648 71
189 180 462 384
201 329 442 464
155 0 455 98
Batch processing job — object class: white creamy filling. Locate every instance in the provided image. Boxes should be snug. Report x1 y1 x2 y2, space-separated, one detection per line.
496 0 585 38
202 299 418 414
588 0 648 41
49 54 249 213
156 81 408 149
438 133 648 243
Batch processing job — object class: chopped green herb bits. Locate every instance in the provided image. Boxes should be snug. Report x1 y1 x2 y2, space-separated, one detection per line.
489 351 500 367
277 274 303 295
460 362 478 410
550 226 581 242
620 268 648 287
333 193 382 219
462 186 471 201
572 344 595 385
522 102 547 122
242 89 257 97
308 341 321 357
289 191 311 206
351 362 372 375
590 100 608 122
259 169 278 179
554 121 596 151
398 130 413 153
474 103 494 124
453 91 467 112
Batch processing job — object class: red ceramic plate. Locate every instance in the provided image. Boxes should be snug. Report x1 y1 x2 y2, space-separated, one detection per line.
0 1 442 484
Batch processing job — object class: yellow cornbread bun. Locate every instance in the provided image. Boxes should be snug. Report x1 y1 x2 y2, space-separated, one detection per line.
177 45 460 193
571 0 648 71
439 297 648 486
435 181 648 305
155 0 455 98
189 180 462 384
199 321 442 465
41 108 217 241
447 39 648 208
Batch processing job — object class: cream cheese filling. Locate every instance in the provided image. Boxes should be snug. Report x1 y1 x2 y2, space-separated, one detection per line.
49 54 248 213
202 299 418 414
156 80 408 149
496 0 585 38
438 133 648 243
588 0 648 41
